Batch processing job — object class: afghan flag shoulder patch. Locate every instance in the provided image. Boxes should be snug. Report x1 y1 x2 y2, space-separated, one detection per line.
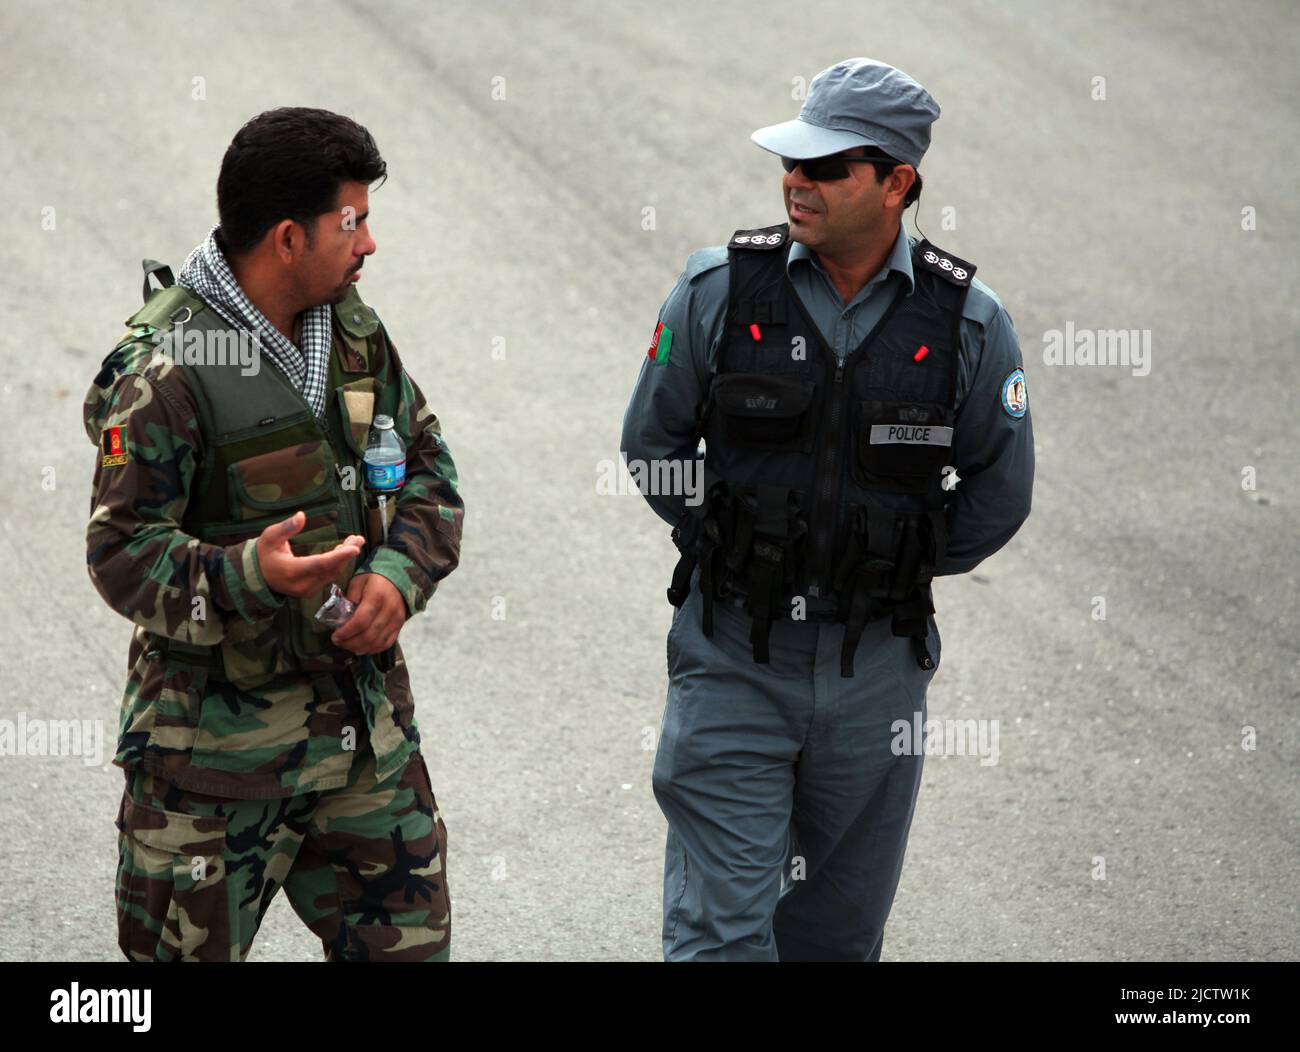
647 320 673 366
100 425 129 467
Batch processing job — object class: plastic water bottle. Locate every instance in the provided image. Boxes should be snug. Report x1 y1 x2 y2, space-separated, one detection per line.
364 414 406 492
364 414 405 544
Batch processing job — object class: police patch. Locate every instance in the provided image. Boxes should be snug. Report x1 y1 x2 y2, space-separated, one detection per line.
1001 368 1027 418
101 425 128 466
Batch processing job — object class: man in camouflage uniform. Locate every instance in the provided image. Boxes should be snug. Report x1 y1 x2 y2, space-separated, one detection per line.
84 108 465 961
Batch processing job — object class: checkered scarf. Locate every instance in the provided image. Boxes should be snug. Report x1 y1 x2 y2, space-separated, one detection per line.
176 224 331 419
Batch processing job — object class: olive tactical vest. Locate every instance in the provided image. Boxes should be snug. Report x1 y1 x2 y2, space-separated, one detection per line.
668 224 975 677
108 260 389 689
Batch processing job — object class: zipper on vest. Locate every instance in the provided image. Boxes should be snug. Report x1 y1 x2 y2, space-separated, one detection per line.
793 275 908 597
811 358 845 596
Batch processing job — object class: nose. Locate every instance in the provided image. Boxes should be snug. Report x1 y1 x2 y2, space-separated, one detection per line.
784 164 816 193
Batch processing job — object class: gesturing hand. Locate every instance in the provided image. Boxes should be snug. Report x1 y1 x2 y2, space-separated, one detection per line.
331 572 407 654
256 511 365 598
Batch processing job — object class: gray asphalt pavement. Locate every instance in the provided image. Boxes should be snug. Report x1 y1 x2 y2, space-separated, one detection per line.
0 0 1296 961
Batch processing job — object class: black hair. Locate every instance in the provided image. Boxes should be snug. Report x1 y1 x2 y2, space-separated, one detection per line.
216 107 387 256
860 148 923 208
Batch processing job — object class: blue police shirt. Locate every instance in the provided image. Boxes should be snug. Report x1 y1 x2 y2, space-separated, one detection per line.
620 221 1034 576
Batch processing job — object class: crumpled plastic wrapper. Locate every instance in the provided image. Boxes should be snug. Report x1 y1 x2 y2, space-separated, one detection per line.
314 583 356 627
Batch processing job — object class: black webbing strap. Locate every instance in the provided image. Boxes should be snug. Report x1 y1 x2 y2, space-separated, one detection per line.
839 572 883 677
699 517 723 636
892 518 926 602
667 550 695 608
893 590 936 670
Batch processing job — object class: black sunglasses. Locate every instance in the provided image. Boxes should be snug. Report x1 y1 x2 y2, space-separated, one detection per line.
781 153 898 181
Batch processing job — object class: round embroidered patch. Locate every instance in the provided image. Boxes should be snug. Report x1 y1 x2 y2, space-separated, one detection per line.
1001 368 1027 418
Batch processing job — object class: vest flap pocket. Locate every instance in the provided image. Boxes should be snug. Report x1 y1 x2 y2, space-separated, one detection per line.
712 373 817 452
854 400 953 491
337 378 376 459
228 441 335 519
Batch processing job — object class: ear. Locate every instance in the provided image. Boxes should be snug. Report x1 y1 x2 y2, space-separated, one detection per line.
886 165 917 208
270 218 303 264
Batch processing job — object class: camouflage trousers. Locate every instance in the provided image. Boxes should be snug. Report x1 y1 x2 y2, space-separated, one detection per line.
114 745 450 962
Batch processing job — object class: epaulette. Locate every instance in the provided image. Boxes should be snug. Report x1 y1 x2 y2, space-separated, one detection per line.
912 239 976 286
334 283 379 338
727 224 789 251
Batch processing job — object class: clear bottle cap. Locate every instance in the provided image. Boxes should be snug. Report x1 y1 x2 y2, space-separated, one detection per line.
372 414 395 430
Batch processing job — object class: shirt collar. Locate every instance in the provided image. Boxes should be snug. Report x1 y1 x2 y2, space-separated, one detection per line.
787 221 916 299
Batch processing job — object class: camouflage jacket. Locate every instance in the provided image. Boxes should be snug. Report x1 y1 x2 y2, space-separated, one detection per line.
84 285 464 799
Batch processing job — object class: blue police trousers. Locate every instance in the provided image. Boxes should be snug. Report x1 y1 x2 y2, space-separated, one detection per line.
652 577 939 961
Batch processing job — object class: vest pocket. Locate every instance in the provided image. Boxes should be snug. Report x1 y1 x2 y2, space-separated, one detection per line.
227 442 335 520
853 400 954 493
712 373 817 452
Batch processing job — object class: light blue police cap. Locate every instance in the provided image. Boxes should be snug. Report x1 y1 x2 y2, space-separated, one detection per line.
751 58 940 168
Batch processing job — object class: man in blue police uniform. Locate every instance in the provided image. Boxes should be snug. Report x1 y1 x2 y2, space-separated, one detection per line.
621 58 1034 961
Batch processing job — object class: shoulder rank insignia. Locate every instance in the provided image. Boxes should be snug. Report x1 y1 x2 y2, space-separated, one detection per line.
912 240 976 286
101 425 129 467
728 224 789 251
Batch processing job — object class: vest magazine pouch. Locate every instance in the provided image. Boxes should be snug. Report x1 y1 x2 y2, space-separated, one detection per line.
854 400 953 493
336 377 376 459
227 441 336 523
706 482 809 663
711 373 817 452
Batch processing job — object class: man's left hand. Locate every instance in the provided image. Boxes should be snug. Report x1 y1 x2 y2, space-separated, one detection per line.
331 572 407 654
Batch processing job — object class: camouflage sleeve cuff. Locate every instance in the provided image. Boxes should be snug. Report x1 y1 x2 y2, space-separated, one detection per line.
217 538 287 622
360 547 434 618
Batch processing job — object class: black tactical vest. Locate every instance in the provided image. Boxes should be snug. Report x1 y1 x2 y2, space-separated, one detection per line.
667 223 976 677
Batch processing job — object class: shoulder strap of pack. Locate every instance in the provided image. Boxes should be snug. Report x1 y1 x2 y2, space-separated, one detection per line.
140 258 175 305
